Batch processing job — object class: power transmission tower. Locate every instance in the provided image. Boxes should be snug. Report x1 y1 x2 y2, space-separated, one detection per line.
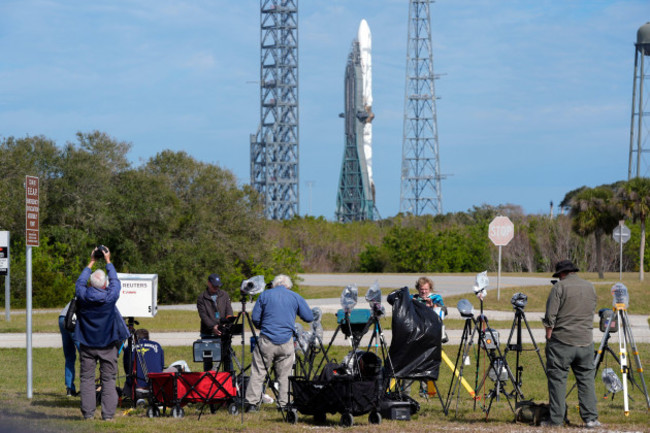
399 0 443 215
628 22 650 179
250 0 299 219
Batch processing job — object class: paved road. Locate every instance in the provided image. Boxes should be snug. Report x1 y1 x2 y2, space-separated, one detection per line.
3 305 648 347
2 274 647 347
297 274 554 298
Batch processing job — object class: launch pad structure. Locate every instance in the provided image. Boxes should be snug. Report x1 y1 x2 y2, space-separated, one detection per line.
250 0 300 220
399 0 444 216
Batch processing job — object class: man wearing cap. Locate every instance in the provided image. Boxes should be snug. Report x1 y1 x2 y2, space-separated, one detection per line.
542 260 600 428
197 274 234 372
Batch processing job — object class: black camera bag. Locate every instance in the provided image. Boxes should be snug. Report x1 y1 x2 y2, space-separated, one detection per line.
64 295 78 332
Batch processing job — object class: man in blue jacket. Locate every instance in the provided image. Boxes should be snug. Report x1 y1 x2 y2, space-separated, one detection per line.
74 246 129 421
244 274 313 411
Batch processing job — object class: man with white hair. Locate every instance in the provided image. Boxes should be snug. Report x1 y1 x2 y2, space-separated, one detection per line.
74 246 129 421
244 274 313 411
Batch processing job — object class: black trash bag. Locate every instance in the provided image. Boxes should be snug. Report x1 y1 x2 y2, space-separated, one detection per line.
387 287 441 380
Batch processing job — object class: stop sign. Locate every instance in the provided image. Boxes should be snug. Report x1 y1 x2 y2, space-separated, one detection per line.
489 216 514 246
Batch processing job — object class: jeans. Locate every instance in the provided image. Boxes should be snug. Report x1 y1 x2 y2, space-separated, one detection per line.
58 316 78 392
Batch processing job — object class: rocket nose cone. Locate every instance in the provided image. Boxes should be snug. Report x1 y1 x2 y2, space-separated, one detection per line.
358 19 371 41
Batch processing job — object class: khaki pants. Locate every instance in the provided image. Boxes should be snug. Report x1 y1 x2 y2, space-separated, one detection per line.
79 344 118 420
245 335 294 407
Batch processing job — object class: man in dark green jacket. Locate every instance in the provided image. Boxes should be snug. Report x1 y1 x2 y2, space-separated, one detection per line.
542 260 600 428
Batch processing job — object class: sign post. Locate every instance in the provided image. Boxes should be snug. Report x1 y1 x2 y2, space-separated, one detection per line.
613 221 631 281
488 216 514 300
25 175 39 399
0 231 9 322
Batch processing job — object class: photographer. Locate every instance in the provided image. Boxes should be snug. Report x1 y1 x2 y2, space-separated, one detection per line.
74 246 129 421
413 276 445 311
244 274 313 411
406 276 446 396
197 273 234 372
542 260 600 428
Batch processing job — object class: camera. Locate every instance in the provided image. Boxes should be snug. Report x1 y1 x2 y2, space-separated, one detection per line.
511 292 528 309
93 245 108 260
240 275 265 295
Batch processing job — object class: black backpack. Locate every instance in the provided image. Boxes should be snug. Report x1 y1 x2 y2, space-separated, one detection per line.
64 295 78 332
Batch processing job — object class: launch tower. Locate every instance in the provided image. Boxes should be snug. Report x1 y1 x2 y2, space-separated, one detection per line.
399 0 443 215
250 0 300 219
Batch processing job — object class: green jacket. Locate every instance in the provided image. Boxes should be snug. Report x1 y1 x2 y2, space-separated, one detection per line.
542 273 597 346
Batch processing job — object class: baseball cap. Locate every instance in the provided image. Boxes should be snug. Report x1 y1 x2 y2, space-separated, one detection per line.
208 274 223 287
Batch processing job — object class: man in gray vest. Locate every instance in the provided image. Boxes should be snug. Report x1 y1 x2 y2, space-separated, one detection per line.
542 260 600 428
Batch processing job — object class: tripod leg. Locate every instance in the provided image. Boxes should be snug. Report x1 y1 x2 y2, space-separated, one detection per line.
616 308 630 415
522 313 546 374
621 310 650 409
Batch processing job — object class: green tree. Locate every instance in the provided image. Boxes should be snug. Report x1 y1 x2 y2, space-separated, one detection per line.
569 186 621 278
616 177 650 280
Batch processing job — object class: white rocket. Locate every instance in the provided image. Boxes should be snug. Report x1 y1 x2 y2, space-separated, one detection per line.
358 19 375 197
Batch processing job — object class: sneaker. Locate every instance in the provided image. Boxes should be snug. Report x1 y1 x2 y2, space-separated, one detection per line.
245 404 258 413
262 393 274 404
66 388 77 397
585 420 602 429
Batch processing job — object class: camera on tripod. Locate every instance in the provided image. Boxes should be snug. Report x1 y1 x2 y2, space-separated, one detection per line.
240 275 265 296
510 292 527 310
599 308 618 333
480 327 500 351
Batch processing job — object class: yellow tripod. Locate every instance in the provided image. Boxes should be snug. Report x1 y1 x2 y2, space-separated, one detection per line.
598 284 650 415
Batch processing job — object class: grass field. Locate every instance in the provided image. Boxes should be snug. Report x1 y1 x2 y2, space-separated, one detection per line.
1 342 649 432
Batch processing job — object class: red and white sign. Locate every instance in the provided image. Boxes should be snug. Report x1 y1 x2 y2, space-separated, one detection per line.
488 216 514 246
25 176 39 247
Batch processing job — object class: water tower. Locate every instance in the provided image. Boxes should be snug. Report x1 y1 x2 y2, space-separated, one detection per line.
628 22 650 179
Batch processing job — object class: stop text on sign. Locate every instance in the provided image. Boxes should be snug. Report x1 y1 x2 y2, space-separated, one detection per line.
488 216 514 246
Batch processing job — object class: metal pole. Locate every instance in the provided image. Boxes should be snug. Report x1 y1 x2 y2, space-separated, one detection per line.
26 245 33 398
497 245 502 301
619 231 623 281
2 231 9 322
3 273 8 322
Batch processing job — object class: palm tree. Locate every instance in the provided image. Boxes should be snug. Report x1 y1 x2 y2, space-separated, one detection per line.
616 177 650 281
570 186 620 278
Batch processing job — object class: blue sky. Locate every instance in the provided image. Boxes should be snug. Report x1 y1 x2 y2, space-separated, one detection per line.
1 0 648 219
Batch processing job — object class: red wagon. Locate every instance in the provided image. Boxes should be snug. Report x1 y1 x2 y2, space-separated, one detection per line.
147 371 238 418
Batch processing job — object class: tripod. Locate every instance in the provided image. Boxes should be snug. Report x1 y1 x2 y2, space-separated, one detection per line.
445 313 481 416
474 322 524 418
123 317 150 407
294 326 330 381
503 305 546 405
592 304 650 414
